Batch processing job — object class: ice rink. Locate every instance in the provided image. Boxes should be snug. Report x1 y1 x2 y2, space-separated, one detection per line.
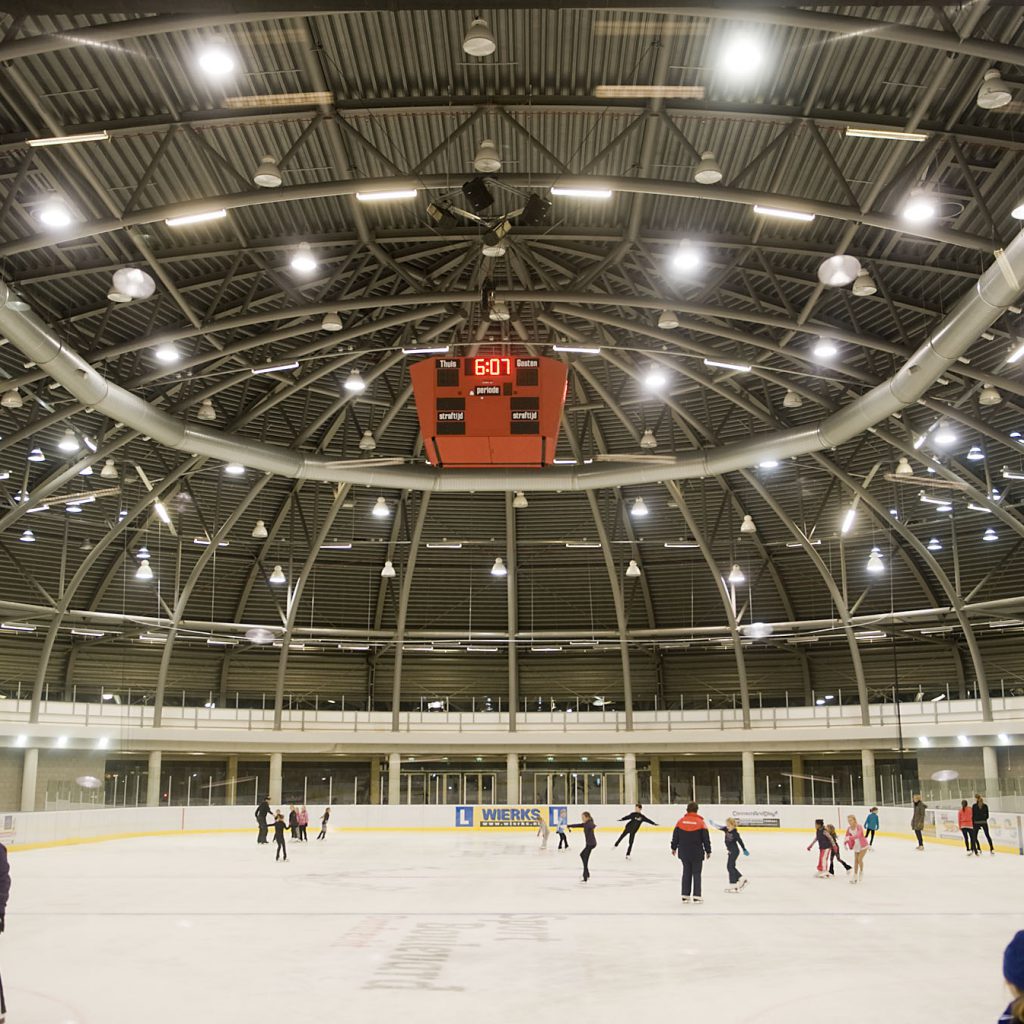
6 826 1021 1023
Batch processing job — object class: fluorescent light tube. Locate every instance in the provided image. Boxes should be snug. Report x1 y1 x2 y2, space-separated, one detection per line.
251 361 299 375
319 543 353 550
553 345 601 355
165 209 228 227
153 500 171 525
702 358 751 372
753 204 815 222
355 189 417 202
28 131 110 147
1007 340 1024 365
402 345 450 355
550 187 613 198
844 127 928 142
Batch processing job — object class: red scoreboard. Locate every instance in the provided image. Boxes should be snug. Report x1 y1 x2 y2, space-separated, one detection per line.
409 354 568 468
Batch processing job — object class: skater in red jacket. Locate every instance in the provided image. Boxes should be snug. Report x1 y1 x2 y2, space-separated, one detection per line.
670 802 712 903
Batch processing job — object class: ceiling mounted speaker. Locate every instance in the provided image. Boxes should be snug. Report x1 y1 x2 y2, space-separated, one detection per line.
817 254 862 287
461 176 494 212
518 192 551 226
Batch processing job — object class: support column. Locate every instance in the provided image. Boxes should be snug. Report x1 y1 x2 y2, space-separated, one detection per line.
146 750 162 807
649 756 661 803
387 752 401 805
982 745 1000 797
269 752 282 805
506 752 520 805
369 756 381 805
623 752 637 805
791 754 806 804
741 750 755 805
862 749 877 806
226 754 238 806
20 747 38 813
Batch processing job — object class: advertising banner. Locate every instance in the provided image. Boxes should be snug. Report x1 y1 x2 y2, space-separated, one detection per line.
455 806 567 829
730 809 781 828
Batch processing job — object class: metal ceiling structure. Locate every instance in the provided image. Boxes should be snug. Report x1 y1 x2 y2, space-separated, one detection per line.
0 5 1023 731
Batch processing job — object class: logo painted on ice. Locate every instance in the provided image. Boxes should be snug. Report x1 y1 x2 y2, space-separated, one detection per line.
455 806 474 827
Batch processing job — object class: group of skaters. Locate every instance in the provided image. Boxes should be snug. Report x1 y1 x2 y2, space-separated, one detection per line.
807 813 874 883
255 797 331 861
955 794 997 856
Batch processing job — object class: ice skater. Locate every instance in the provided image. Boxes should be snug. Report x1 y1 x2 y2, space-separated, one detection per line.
614 804 658 859
973 794 995 855
864 806 879 847
671 801 712 903
556 814 569 850
911 794 927 850
317 806 330 840
999 930 1024 1024
255 795 273 845
826 824 852 876
298 805 309 842
537 813 550 850
808 819 833 877
568 811 597 882
272 811 288 862
844 815 869 883
959 799 980 855
710 817 748 892
0 834 8 1022
288 805 299 839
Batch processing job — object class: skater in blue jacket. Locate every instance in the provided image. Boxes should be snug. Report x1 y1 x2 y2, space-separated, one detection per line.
864 807 880 846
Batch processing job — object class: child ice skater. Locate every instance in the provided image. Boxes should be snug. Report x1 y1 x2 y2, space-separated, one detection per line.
711 817 749 892
317 806 330 840
568 811 597 882
826 823 852 876
844 815 869 883
614 804 658 859
807 819 833 878
537 813 550 850
959 799 980 856
864 806 879 847
556 813 569 850
272 811 288 862
974 794 995 855
298 805 309 842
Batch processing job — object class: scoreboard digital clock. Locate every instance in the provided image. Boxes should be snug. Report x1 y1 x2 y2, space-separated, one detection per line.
409 354 567 468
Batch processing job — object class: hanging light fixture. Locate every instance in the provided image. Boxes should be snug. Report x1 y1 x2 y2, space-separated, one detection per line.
269 564 287 584
80 538 93 552
1 389 23 409
196 399 217 421
927 537 942 552
813 338 838 359
625 559 641 578
136 545 151 560
473 138 502 173
321 311 342 332
630 497 649 518
639 429 658 450
462 17 496 56
782 390 803 409
740 514 757 534
866 548 885 574
644 364 667 390
36 197 74 228
895 456 914 476
57 429 80 453
727 564 745 585
670 241 702 273
380 560 396 578
290 242 318 274
371 496 390 518
344 369 366 393
966 445 985 461
657 309 679 330
512 491 529 509
841 507 856 534
197 37 235 77
932 423 958 446
251 519 268 539
983 527 998 542
19 529 34 543
27 447 44 462
224 463 246 475
491 556 508 577
693 151 722 185
852 271 877 297
107 267 156 303
79 465 93 477
252 154 283 188
135 559 154 581
100 458 118 479
154 344 179 364
977 69 1013 110
901 188 937 223
358 430 377 451
817 254 862 288
978 385 1002 407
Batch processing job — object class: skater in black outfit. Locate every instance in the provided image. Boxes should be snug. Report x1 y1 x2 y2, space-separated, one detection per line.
0 838 8 1021
317 806 330 840
568 811 597 882
711 817 749 892
288 805 299 839
826 824 852 875
255 796 273 844
671 801 712 903
973 794 994 855
272 812 288 861
614 804 658 858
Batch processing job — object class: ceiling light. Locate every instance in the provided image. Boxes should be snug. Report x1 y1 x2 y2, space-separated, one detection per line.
671 241 702 272
966 445 985 461
630 497 649 518
251 361 299 376
901 189 936 224
79 465 93 477
758 459 779 469
196 399 217 421
817 254 862 288
978 384 1002 406
154 344 179 364
958 734 970 746
782 389 803 409
380 560 396 579
512 490 528 509
489 301 510 322
135 559 153 581
57 429 80 453
355 189 418 202
290 242 317 274
36 197 74 228
932 424 958 446
812 338 838 359
321 311 342 332
27 446 44 462
1 389 23 409
1002 468 1024 481
371 496 390 518
727 564 745 585
66 503 82 514
639 428 657 450
977 68 1012 110
344 369 366 393
983 527 998 542
841 507 856 534
491 557 508 577
136 545 151 560
153 500 171 526
197 38 235 77
462 16 496 56
703 358 751 373
251 519 268 539
473 138 501 173
644 365 667 389
1012 201 1024 221
164 209 227 227
894 456 913 476
866 548 885 574
625 559 641 578
657 309 679 330
844 127 929 142
252 154 282 188
28 130 110 147
402 344 450 356
243 626 275 645
740 514 756 534
693 151 722 185
481 239 507 258
752 204 814 222
108 267 156 303
552 344 600 355
18 529 34 543
851 271 877 296
550 187 613 199
927 537 942 552
358 430 377 451
268 564 286 585
720 35 763 75
224 463 245 475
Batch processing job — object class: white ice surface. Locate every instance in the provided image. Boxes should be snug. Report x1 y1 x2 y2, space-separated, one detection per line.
6 828 1021 1023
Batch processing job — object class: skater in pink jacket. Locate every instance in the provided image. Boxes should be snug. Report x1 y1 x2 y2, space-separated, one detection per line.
297 805 309 842
844 815 869 884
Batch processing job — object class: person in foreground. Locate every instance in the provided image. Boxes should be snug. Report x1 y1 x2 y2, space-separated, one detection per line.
911 793 927 849
0 835 9 1022
844 815 869 884
999 930 1024 1023
568 811 597 882
671 801 711 903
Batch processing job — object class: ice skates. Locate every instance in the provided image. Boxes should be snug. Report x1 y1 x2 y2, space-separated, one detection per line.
680 895 691 903
692 896 704 903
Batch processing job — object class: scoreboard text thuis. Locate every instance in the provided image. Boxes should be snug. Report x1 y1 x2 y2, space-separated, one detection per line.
408 354 568 468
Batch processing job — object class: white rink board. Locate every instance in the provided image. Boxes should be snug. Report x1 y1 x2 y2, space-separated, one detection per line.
6 824 1023 1024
